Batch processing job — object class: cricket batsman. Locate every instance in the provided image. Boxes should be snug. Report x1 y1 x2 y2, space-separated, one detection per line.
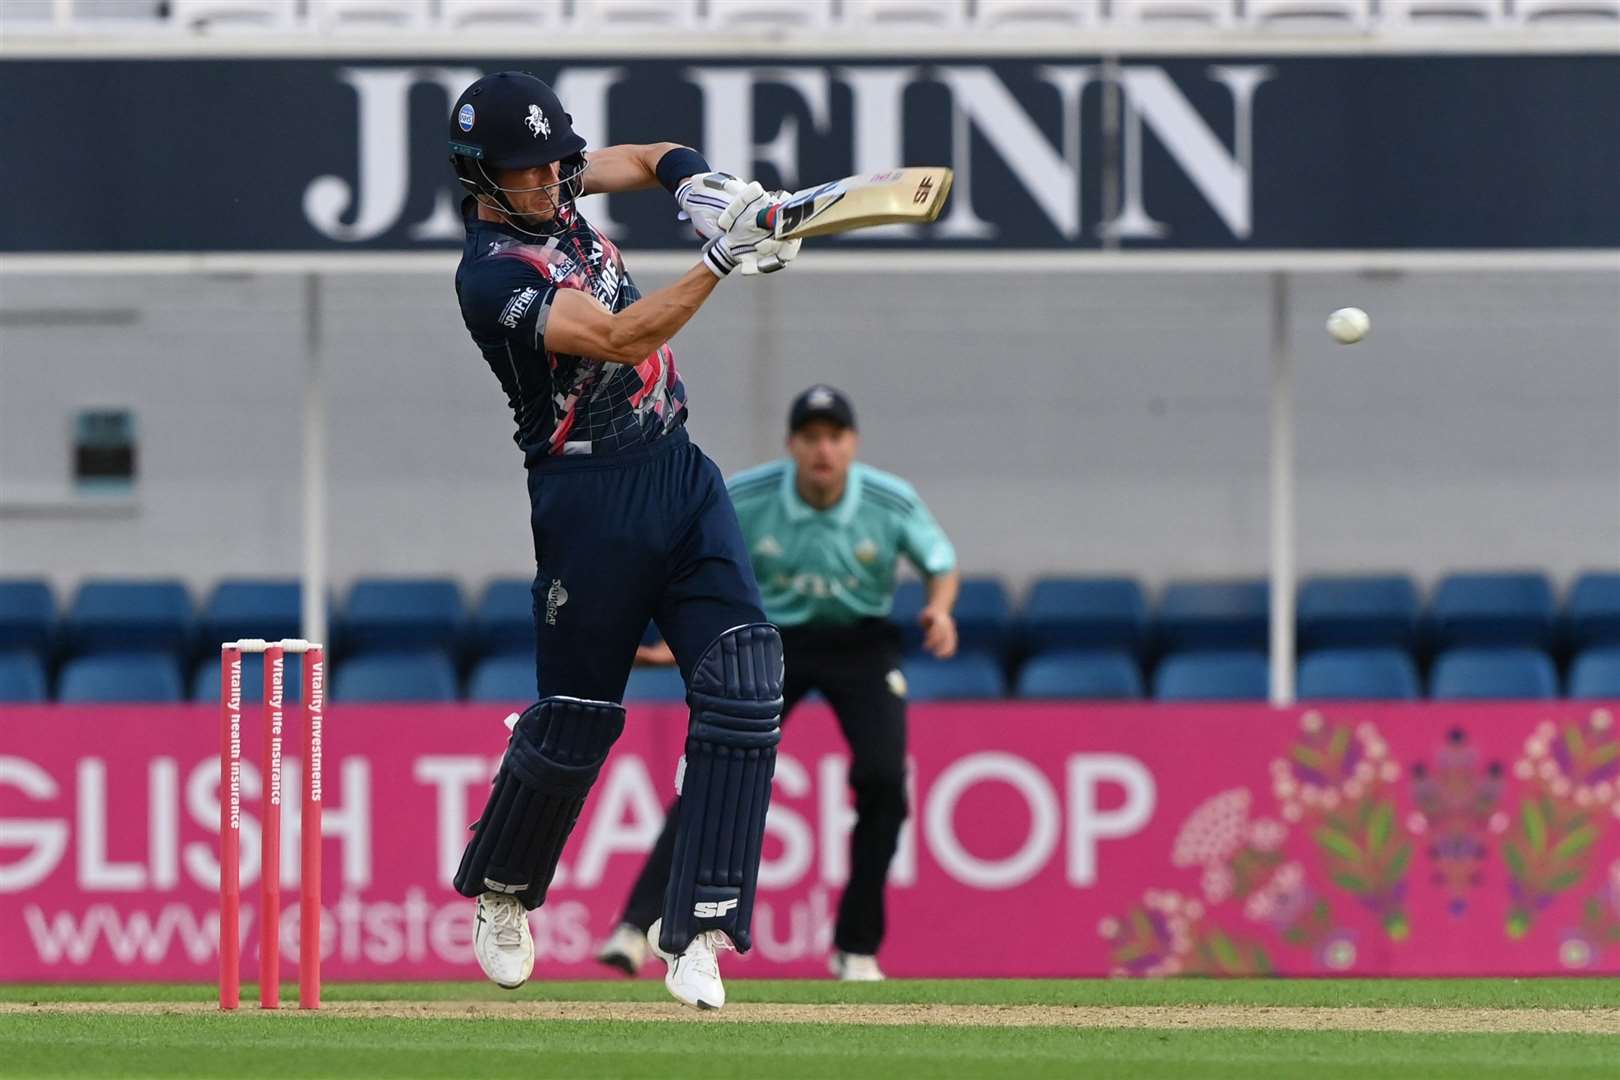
445 71 801 1010
601 386 960 981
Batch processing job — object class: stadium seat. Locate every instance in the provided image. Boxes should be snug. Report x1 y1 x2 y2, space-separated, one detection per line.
1429 572 1556 650
1569 647 1620 699
1153 651 1269 701
471 578 535 657
59 653 184 703
309 0 430 30
1245 0 1370 26
902 653 1005 701
1297 648 1420 701
468 653 538 702
198 579 304 651
1378 0 1506 25
1567 572 1620 650
573 0 699 30
624 663 687 702
1515 0 1620 23
192 653 303 704
1016 650 1144 700
168 0 299 31
441 0 562 28
64 579 193 657
1156 579 1269 653
892 577 1010 655
702 0 832 30
339 578 465 654
1020 576 1147 656
1297 574 1420 651
975 0 1094 29
844 0 967 28
1108 0 1237 26
0 651 48 703
0 579 55 654
1430 648 1558 701
332 650 458 703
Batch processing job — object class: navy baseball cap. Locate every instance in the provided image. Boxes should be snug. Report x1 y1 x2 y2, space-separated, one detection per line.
449 71 587 170
789 386 857 433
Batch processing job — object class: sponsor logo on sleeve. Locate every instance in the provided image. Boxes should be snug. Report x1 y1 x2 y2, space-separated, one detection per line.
499 286 540 329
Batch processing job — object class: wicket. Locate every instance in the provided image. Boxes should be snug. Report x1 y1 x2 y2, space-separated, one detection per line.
218 638 325 1011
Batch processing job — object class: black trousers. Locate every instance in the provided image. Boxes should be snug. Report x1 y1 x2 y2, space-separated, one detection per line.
621 619 908 956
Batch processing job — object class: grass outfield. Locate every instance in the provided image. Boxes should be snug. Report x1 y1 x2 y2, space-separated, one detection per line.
3 980 1617 1080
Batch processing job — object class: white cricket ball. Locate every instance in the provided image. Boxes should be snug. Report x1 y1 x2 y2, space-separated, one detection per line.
1326 307 1370 345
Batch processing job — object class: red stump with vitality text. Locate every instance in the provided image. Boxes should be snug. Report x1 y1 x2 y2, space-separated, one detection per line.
218 638 325 1010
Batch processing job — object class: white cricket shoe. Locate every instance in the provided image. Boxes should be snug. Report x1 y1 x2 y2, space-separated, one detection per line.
647 917 732 1010
473 891 534 989
596 922 650 977
829 951 886 982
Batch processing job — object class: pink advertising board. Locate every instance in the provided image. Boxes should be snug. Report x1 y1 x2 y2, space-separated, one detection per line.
3 701 1618 982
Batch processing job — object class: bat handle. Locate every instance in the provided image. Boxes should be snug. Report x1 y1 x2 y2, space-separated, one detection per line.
755 203 779 233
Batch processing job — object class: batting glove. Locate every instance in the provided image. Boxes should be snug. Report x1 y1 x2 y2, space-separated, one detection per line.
675 171 747 241
702 181 772 278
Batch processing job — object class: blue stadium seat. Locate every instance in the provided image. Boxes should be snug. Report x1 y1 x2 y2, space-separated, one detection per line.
1567 572 1620 651
1298 574 1419 651
1153 651 1269 702
1429 572 1556 650
624 664 687 701
58 652 183 703
468 653 538 702
191 653 303 704
332 650 458 702
1297 648 1420 701
0 650 48 702
198 579 304 650
892 577 1010 655
1430 648 1558 701
1015 650 1143 700
339 578 465 654
1569 647 1620 700
471 578 534 657
902 652 1005 701
0 580 55 654
64 579 192 656
1157 580 1269 653
1020 577 1147 656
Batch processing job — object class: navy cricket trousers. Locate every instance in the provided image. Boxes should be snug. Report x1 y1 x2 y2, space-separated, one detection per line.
526 428 767 702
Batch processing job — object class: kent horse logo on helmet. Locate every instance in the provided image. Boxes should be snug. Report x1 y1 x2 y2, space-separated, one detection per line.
525 105 550 139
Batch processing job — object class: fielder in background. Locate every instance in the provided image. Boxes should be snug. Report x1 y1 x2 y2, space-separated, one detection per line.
446 70 801 1011
602 386 960 982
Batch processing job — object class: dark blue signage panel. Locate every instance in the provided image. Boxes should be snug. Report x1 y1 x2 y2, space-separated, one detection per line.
1 55 1614 251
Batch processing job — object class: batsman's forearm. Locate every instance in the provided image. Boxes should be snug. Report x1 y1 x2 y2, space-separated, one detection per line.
583 142 685 195
603 265 718 362
925 569 961 613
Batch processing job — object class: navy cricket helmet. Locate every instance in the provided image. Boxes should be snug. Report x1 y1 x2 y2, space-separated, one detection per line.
449 71 589 232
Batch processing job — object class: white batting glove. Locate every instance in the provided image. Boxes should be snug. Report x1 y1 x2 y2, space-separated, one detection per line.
743 190 802 275
701 181 774 278
674 171 747 241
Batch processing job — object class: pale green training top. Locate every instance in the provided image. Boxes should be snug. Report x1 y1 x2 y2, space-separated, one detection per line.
727 459 956 628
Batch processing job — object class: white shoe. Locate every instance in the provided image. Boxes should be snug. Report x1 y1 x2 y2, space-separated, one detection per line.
473 891 534 989
597 922 649 977
647 917 732 1010
829 950 886 982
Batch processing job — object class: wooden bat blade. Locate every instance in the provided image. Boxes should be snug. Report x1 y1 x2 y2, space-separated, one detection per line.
758 168 953 240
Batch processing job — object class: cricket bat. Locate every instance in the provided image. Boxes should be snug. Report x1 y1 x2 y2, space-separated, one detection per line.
755 167 954 240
